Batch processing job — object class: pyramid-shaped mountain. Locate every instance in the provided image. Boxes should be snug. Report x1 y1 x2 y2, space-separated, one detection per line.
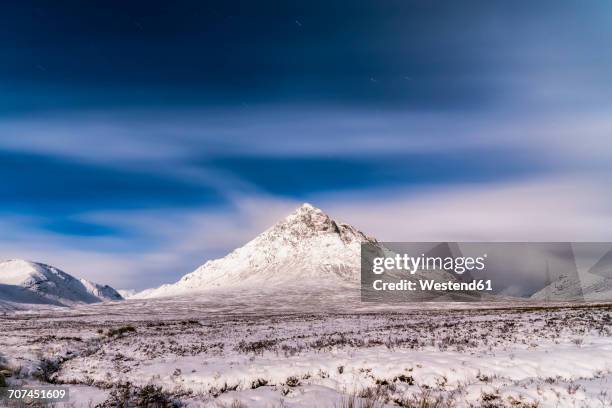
137 204 378 298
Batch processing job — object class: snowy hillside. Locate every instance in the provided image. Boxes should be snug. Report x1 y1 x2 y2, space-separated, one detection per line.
0 259 123 307
117 289 138 299
531 271 612 301
531 249 612 301
136 203 378 298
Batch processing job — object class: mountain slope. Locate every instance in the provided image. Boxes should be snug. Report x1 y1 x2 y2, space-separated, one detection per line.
117 289 138 299
137 203 473 300
530 271 612 301
136 203 377 298
530 248 612 301
0 259 123 307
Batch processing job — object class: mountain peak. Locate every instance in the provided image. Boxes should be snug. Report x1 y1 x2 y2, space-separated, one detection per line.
271 203 374 245
0 259 52 285
296 202 318 212
283 202 329 224
2 258 36 266
286 202 328 221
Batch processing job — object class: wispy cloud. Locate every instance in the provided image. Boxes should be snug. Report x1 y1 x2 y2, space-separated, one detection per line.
1 106 612 291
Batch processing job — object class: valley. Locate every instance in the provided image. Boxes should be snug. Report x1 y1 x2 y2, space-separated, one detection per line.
1 300 611 407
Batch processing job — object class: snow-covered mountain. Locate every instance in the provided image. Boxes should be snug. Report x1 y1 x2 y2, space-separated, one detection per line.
531 248 612 301
136 203 377 298
117 289 138 299
0 259 123 307
136 203 473 300
530 272 612 301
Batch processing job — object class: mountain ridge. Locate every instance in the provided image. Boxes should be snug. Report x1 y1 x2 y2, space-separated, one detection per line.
0 259 123 307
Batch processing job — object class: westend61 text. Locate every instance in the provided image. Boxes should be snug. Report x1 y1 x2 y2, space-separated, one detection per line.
372 279 493 292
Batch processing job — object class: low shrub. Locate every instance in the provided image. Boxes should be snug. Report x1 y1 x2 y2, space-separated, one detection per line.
107 325 136 337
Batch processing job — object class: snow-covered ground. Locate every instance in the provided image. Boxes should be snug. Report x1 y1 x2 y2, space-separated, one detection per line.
1 203 610 406
1 297 610 407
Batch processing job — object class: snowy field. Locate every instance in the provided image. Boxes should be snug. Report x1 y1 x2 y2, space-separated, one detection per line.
1 295 611 408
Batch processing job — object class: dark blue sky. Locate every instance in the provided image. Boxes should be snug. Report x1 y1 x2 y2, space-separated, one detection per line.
4 0 610 112
1 1 611 289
